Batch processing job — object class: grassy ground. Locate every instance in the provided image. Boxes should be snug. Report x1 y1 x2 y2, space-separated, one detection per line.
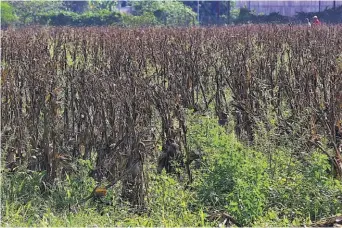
1 113 342 227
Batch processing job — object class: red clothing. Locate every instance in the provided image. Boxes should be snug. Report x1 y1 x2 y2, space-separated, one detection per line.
313 19 321 25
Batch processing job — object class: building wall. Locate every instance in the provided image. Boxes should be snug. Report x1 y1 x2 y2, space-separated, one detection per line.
235 1 342 16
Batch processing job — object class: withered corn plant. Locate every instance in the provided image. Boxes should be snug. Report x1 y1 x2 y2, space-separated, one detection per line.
1 24 342 207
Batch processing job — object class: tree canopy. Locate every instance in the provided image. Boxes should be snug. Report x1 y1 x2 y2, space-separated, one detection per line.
1 2 17 27
9 0 64 25
129 0 197 26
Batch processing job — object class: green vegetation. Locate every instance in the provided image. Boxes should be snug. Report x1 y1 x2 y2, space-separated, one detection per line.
2 25 342 226
9 0 64 25
37 10 122 26
2 114 342 226
3 0 342 28
4 0 332 28
129 0 197 26
190 115 342 226
1 2 17 27
2 0 198 27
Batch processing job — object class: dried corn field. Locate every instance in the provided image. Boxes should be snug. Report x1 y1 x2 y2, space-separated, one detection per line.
1 25 342 208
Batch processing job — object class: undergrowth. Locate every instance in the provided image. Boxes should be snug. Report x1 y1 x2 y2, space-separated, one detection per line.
1 113 342 226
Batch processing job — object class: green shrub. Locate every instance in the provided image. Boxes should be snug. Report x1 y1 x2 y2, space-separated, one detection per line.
187 113 342 226
124 169 210 227
234 7 290 24
1 2 18 27
36 10 122 26
188 114 269 225
1 159 97 226
121 12 160 27
261 150 342 226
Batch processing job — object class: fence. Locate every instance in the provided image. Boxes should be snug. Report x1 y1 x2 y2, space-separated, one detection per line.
235 1 342 16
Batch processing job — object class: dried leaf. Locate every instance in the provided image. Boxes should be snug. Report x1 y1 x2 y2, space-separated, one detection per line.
94 187 107 197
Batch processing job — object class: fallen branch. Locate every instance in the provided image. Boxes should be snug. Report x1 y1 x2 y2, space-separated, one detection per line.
207 211 242 227
309 215 342 227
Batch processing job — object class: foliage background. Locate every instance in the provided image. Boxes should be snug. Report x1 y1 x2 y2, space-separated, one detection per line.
3 0 342 28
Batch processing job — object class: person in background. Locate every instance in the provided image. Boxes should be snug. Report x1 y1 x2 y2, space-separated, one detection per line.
312 16 321 25
306 18 311 27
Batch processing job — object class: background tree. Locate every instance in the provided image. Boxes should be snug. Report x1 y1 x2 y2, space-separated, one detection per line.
182 0 238 25
1 2 17 27
129 0 197 26
10 0 64 25
62 0 89 13
88 0 118 11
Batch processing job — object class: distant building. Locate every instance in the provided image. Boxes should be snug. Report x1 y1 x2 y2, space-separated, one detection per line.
117 6 133 14
235 1 342 16
117 1 133 15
